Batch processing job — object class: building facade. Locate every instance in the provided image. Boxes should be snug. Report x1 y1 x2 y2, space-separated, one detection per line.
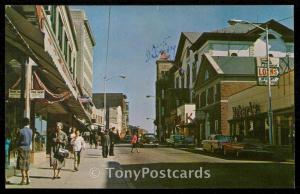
70 9 96 98
227 59 294 145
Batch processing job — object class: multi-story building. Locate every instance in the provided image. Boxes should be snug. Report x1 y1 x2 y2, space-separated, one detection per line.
70 9 96 98
5 5 92 176
92 93 128 136
191 19 294 145
227 59 294 145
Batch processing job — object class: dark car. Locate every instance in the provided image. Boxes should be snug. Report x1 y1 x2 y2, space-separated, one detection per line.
223 138 274 158
140 133 159 147
124 135 132 143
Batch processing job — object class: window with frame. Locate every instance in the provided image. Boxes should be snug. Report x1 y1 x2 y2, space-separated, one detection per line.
64 32 68 62
161 106 164 117
50 6 56 33
200 91 206 107
58 15 63 49
215 120 218 133
207 87 214 104
68 45 72 72
176 77 179 88
204 70 209 81
192 62 197 82
161 89 164 99
186 64 190 88
181 75 184 88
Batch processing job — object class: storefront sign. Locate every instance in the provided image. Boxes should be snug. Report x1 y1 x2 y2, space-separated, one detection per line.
9 89 45 99
8 89 21 98
30 90 45 99
256 57 280 86
232 102 260 119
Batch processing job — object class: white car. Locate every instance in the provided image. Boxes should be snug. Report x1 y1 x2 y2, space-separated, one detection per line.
202 134 232 153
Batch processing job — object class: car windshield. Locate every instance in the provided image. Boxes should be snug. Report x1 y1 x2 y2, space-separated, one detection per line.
144 134 156 139
215 135 231 141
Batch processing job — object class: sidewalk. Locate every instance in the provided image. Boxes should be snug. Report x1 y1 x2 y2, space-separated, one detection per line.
5 145 133 189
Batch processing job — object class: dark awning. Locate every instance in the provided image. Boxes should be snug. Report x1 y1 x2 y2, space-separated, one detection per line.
5 6 91 122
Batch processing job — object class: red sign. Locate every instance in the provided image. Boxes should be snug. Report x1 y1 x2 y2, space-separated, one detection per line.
257 67 279 77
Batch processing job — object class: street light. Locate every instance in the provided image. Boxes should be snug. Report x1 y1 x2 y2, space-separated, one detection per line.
228 19 273 145
103 75 126 129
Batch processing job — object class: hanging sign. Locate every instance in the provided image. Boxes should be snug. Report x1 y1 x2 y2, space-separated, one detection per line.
256 57 280 86
9 89 21 98
30 90 45 99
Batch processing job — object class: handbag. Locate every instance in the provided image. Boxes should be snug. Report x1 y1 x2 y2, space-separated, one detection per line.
56 147 69 158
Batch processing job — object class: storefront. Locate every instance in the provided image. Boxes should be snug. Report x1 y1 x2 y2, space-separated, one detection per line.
228 68 294 145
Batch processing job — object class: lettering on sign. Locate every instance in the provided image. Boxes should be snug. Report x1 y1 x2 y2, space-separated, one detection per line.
256 57 280 86
30 90 45 99
232 102 260 119
9 89 21 98
257 67 279 77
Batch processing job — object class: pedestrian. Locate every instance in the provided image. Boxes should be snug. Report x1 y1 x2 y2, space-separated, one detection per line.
109 127 118 156
16 118 33 185
50 122 68 179
131 132 139 153
89 131 95 149
94 131 99 149
69 127 76 159
71 129 85 171
101 129 110 158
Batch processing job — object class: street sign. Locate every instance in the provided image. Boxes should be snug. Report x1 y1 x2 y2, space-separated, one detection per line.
30 90 45 99
8 89 21 98
256 57 280 86
257 77 279 86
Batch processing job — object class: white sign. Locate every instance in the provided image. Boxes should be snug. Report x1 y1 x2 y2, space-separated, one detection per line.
9 89 21 98
256 57 280 86
258 77 279 86
30 90 45 99
8 89 45 98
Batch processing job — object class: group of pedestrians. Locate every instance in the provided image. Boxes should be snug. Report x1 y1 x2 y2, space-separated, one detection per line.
13 118 136 185
50 122 86 179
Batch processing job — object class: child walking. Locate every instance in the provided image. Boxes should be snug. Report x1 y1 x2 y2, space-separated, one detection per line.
71 129 85 171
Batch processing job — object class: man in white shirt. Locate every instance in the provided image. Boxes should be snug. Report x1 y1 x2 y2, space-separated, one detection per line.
71 129 85 171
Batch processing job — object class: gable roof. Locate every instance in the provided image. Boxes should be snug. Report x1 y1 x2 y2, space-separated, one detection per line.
191 19 294 51
174 32 202 64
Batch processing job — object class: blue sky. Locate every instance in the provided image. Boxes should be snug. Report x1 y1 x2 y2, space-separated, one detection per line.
70 5 293 133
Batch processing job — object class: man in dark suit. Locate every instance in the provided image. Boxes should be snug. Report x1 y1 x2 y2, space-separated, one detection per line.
109 127 118 156
101 129 110 158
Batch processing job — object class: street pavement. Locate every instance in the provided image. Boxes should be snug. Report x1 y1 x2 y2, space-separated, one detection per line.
6 144 295 189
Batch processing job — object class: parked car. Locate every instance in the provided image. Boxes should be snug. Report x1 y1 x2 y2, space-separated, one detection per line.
140 133 159 147
124 135 132 143
166 134 185 147
222 138 274 158
183 136 195 147
202 134 232 153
